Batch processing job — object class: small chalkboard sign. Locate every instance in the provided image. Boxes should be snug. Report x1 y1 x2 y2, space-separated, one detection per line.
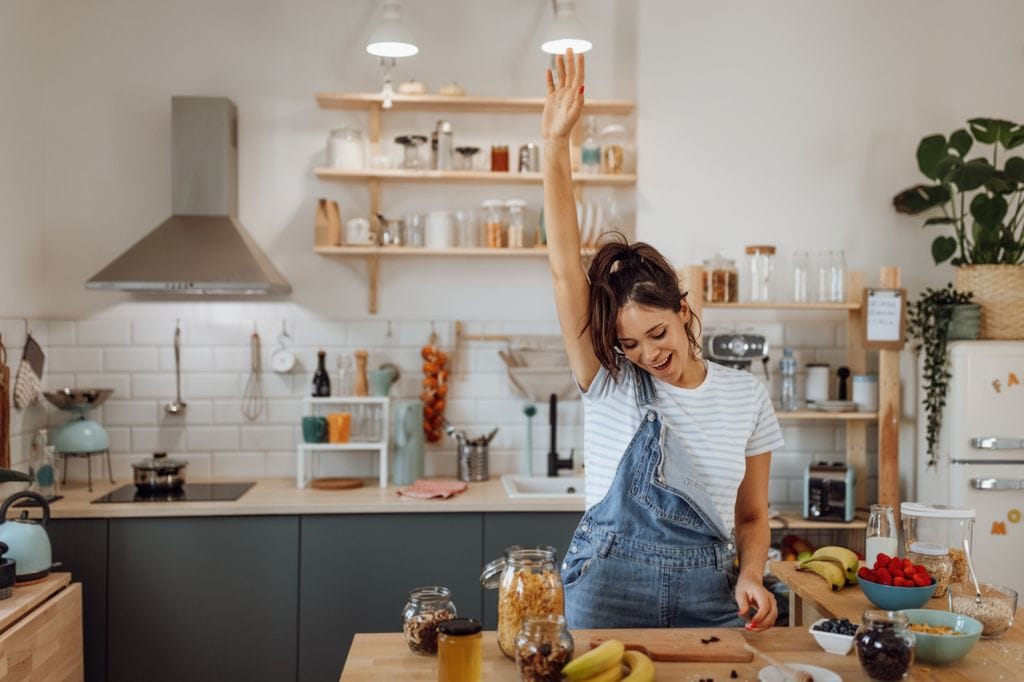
863 288 907 350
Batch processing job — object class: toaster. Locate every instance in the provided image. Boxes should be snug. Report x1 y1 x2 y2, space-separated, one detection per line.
803 461 856 522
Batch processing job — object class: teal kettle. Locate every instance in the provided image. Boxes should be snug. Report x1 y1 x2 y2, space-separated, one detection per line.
0 491 53 582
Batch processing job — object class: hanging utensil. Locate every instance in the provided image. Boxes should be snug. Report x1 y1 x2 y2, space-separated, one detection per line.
0 336 11 469
164 321 187 415
242 327 264 422
270 321 296 374
963 538 983 605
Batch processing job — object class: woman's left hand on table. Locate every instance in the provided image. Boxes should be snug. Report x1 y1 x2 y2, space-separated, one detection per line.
735 574 778 631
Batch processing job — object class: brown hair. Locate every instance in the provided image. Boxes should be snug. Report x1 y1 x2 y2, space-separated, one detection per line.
585 235 701 378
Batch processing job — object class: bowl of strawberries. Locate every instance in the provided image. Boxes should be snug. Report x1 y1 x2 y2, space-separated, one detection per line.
858 554 938 610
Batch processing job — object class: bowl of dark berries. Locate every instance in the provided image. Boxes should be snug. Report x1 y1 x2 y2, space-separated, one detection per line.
858 554 937 611
809 617 857 655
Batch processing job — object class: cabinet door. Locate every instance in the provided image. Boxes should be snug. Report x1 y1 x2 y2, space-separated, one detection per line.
481 512 583 629
298 514 483 682
48 519 107 682
107 516 299 682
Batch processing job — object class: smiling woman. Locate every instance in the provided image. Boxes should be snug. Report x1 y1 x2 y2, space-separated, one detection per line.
542 49 785 632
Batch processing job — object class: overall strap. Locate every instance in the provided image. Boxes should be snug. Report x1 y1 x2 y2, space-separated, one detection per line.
631 363 659 409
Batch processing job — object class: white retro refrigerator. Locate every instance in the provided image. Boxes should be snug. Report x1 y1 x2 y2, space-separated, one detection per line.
916 341 1024 597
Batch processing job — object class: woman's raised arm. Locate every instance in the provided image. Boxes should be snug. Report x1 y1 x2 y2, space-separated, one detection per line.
542 49 601 390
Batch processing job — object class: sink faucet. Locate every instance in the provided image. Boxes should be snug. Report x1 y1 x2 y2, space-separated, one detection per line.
547 393 574 477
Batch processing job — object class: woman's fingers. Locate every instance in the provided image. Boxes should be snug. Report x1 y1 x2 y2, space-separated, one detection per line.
576 52 586 90
555 53 566 88
565 47 575 84
545 68 555 95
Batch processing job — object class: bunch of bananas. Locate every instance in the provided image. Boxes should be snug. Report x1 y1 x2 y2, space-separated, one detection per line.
796 545 860 591
561 640 656 682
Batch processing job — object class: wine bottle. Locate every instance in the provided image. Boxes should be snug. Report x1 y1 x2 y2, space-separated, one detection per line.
312 350 331 396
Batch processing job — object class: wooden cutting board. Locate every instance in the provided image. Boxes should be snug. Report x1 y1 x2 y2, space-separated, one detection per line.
585 628 753 662
310 477 364 491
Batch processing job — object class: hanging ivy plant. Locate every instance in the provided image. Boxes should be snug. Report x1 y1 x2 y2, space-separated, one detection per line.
906 284 975 467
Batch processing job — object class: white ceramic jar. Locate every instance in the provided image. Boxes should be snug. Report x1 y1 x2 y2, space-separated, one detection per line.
425 211 456 249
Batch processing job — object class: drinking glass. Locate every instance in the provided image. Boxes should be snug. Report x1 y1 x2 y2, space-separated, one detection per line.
792 250 810 303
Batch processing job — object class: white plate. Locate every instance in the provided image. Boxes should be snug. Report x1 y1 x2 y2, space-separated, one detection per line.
758 664 841 682
809 400 857 413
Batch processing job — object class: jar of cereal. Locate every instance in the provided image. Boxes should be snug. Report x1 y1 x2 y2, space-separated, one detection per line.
515 614 574 682
906 542 953 597
401 586 457 655
901 502 974 585
480 545 564 658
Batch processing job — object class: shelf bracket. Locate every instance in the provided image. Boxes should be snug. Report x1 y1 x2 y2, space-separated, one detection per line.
367 254 380 314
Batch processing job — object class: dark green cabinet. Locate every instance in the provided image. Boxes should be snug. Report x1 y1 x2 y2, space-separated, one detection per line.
107 516 299 682
297 514 483 682
44 509 582 681
48 519 108 682
481 512 582 629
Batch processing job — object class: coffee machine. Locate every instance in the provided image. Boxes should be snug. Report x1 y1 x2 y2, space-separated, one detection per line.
702 331 769 377
803 461 856 522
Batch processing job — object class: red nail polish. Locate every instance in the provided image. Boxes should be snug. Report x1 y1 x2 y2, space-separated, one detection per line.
579 85 585 94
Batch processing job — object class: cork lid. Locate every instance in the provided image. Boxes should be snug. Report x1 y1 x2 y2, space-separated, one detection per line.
745 244 776 255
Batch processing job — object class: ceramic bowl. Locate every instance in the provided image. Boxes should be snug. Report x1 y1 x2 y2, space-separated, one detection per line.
860 577 937 610
808 619 855 655
902 608 982 664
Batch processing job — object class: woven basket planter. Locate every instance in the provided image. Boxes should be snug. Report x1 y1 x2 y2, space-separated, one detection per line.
955 265 1024 339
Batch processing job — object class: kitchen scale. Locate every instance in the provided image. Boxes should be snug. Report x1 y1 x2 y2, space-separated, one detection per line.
43 388 116 492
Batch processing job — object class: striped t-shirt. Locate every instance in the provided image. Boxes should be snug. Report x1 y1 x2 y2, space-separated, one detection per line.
581 359 784 534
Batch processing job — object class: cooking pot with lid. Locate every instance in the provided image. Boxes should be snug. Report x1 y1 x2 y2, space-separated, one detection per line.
132 452 188 491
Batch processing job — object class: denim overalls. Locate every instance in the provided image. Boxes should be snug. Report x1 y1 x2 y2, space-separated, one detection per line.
560 364 745 628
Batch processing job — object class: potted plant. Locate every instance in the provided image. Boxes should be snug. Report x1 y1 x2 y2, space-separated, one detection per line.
906 284 977 467
894 118 1024 339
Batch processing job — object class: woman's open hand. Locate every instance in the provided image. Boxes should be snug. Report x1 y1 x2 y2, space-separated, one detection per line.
735 574 778 632
542 48 585 142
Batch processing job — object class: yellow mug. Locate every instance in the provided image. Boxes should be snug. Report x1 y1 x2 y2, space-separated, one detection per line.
327 412 352 443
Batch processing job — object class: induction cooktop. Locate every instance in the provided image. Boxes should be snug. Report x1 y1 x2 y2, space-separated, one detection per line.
91 482 255 503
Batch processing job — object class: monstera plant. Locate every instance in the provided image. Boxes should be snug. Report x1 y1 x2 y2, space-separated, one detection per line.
894 118 1024 265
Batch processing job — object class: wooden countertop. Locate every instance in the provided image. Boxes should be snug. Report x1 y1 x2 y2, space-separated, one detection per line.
770 560 1024 679
0 572 71 633
340 623 1024 681
43 478 586 518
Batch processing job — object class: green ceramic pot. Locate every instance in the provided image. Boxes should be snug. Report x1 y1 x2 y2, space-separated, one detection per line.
946 303 981 340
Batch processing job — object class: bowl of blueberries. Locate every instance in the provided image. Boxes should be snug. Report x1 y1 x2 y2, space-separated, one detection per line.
809 617 857 655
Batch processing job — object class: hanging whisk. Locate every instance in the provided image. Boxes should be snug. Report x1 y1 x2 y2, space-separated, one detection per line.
242 326 264 421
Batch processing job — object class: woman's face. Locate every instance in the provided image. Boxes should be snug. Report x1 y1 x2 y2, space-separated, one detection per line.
615 300 693 382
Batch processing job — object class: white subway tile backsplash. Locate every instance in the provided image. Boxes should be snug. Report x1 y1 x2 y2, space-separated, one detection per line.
292 319 350 346
130 374 177 399
163 347 215 372
76 320 131 346
186 373 241 399
266 452 298 477
345 320 392 348
213 452 267 478
214 400 261 425
131 426 186 453
240 426 295 451
187 426 240 452
211 347 249 372
104 400 158 426
768 479 791 505
48 348 103 373
45 320 75 345
43 372 77 391
105 427 131 454
185 319 248 346
781 425 837 452
105 348 159 372
266 400 302 425
785 323 837 348
0 319 27 349
75 373 131 396
131 319 178 345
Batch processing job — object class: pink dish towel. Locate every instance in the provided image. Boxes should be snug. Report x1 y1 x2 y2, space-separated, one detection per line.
397 479 468 500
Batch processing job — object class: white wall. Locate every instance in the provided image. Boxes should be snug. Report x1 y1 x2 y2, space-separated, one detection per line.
637 0 1024 296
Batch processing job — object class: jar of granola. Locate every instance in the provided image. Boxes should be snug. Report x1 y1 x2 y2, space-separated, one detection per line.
900 502 974 584
402 586 457 655
515 614 574 682
480 545 564 658
906 543 952 597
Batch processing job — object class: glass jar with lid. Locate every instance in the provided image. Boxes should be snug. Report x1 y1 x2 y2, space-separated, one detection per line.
744 244 776 302
437 618 483 682
906 542 952 596
326 127 366 170
702 253 738 303
856 610 915 681
505 199 527 249
515 614 574 682
482 200 507 249
599 124 628 174
900 502 975 585
401 585 457 655
480 545 564 658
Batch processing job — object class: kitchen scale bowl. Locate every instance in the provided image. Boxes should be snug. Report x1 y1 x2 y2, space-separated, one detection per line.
51 417 110 454
43 388 113 414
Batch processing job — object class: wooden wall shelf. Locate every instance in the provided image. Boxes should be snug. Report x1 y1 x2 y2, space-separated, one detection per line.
316 246 596 257
703 301 862 311
314 167 635 186
777 411 878 421
314 92 635 115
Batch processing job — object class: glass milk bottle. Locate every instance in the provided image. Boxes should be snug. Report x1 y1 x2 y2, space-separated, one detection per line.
866 504 898 567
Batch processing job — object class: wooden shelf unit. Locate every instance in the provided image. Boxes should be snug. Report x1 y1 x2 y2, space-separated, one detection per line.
313 91 636 313
681 265 902 514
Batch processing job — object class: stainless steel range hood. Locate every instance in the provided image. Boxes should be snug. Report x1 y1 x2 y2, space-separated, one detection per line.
87 97 291 295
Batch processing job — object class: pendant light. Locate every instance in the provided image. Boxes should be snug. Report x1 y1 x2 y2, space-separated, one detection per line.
541 0 593 55
366 0 419 58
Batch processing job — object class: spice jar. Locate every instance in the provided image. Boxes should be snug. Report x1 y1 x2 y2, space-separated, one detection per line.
515 614 574 682
482 200 506 249
856 610 915 681
490 145 510 172
906 542 952 597
702 254 738 303
744 244 776 302
437 618 483 682
480 545 564 658
900 502 974 585
402 586 457 655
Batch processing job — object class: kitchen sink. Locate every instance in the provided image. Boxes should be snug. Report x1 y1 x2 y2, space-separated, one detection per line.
501 474 584 498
